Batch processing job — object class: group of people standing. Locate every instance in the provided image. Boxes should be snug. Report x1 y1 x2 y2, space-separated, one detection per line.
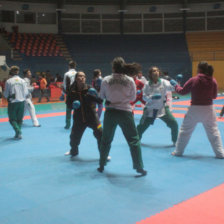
61 57 224 177
3 66 41 139
3 58 224 176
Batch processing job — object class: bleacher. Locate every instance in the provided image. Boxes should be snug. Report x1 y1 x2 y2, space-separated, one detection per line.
1 32 68 76
63 34 192 82
7 32 63 57
186 32 224 61
2 32 192 84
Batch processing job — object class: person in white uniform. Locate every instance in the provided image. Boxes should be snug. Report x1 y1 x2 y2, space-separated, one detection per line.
137 66 178 145
4 66 29 139
23 69 41 127
62 61 77 129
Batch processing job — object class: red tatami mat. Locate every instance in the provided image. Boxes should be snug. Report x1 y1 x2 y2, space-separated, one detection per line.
137 183 224 224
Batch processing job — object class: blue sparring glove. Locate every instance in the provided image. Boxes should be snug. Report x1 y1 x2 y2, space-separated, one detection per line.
137 90 141 95
59 93 65 101
152 93 162 100
176 74 183 81
72 100 81 109
170 79 178 87
88 88 98 96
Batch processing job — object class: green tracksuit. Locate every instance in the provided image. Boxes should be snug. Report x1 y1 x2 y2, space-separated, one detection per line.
137 106 178 143
8 101 25 136
99 108 144 170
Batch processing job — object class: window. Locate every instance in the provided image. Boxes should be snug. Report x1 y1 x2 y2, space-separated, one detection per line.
0 10 14 22
61 20 80 32
37 13 56 24
16 11 35 24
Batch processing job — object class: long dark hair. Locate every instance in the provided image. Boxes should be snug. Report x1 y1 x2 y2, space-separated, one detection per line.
124 63 141 77
112 57 125 73
197 61 208 74
207 65 214 77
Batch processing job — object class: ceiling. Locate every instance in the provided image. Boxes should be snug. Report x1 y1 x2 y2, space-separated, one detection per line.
4 0 224 5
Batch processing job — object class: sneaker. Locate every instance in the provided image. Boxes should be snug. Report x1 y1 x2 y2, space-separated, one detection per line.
65 151 78 157
97 166 104 173
171 152 182 157
64 125 70 129
64 151 70 156
136 168 147 176
107 156 111 162
34 124 41 127
14 134 22 140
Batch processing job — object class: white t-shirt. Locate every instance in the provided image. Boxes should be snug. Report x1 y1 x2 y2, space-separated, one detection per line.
100 73 136 112
4 75 28 103
143 78 174 117
63 69 77 93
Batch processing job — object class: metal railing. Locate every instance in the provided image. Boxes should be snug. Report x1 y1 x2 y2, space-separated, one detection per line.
190 50 224 61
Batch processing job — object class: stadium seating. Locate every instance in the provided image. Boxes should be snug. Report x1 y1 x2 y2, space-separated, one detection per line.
186 32 224 61
63 34 192 82
4 32 192 83
7 32 63 57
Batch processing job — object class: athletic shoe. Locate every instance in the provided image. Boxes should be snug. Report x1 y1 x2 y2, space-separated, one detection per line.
65 150 78 157
171 152 182 157
34 124 41 127
136 168 147 176
107 156 111 161
64 125 70 129
14 134 22 140
64 151 70 156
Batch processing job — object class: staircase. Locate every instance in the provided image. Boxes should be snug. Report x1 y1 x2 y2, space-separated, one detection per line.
1 32 22 61
12 49 22 61
55 35 72 61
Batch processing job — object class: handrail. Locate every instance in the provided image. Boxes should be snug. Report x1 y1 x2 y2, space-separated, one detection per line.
190 50 224 61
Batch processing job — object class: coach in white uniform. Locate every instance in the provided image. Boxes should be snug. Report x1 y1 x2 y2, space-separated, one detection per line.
4 66 29 139
23 69 41 127
62 61 77 129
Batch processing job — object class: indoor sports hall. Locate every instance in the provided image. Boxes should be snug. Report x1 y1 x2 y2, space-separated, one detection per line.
1 0 224 224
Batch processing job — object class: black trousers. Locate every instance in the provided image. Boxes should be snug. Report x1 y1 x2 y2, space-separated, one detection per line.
70 118 102 155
